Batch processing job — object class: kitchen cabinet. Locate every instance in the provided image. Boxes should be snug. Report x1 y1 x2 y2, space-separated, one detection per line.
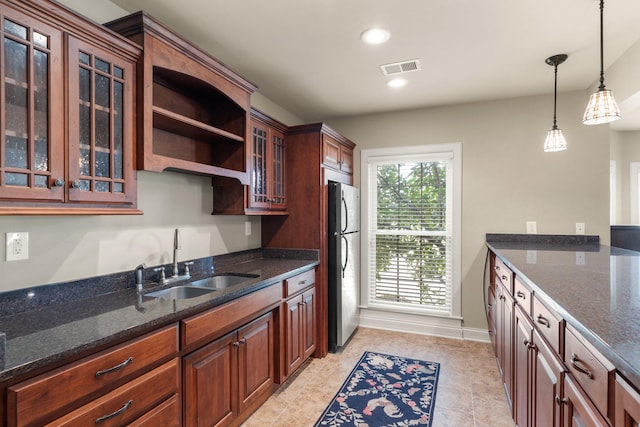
0 0 140 214
282 269 316 381
563 374 609 427
183 311 275 427
212 109 288 215
44 358 180 426
7 324 178 426
615 375 640 426
490 255 513 411
106 12 255 185
322 133 353 174
262 123 356 357
488 250 623 427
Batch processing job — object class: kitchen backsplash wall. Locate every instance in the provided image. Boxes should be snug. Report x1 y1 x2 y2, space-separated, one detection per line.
0 171 262 292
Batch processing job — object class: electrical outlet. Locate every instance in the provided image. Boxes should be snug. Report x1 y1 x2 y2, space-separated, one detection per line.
576 222 585 235
526 221 537 234
576 251 585 266
244 221 252 236
6 232 29 261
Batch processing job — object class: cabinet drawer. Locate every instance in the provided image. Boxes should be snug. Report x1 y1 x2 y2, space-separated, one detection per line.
8 324 178 427
182 282 282 348
513 277 532 315
533 295 564 354
494 256 513 293
45 358 180 426
564 325 614 420
128 394 180 427
284 268 316 297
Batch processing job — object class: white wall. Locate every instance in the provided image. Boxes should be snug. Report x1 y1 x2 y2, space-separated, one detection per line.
327 90 610 330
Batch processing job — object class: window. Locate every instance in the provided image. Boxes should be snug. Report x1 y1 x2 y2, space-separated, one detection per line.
361 143 461 318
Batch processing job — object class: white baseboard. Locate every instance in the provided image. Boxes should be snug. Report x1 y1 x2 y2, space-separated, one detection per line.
358 308 490 343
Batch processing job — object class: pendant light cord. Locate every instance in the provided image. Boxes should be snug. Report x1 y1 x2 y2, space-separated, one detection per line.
598 0 606 91
552 61 559 130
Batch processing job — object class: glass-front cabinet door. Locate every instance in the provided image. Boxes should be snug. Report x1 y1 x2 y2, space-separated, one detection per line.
67 37 135 205
0 9 64 201
269 128 286 210
249 120 270 210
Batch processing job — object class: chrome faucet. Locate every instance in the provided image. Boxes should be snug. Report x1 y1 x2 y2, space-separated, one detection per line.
135 263 146 292
172 228 180 278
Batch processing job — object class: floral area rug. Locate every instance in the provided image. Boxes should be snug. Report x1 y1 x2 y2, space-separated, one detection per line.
315 351 440 427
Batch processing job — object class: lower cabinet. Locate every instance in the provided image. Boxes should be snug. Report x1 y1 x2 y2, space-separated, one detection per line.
284 286 316 379
183 311 275 427
563 374 609 427
615 374 640 426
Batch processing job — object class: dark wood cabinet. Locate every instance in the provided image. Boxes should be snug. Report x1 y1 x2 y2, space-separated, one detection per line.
262 123 355 357
183 312 275 427
212 109 288 215
563 374 609 427
496 282 514 411
7 325 178 426
0 0 140 214
532 328 565 427
322 133 353 174
284 286 316 379
106 12 255 185
615 375 640 427
514 304 532 427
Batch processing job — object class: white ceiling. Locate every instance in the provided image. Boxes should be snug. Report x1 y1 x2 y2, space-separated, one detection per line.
65 0 640 128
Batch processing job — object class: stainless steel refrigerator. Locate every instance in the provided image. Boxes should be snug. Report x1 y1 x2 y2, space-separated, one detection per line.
328 181 360 353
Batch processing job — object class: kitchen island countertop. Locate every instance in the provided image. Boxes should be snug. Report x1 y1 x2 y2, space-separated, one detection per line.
487 235 640 388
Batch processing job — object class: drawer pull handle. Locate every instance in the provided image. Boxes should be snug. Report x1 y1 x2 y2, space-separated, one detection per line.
501 275 508 281
495 266 500 271
95 399 133 423
299 280 307 285
536 314 550 327
95 357 133 377
516 291 526 299
570 354 594 379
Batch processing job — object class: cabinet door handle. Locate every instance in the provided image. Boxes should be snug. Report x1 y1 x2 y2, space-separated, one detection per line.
501 275 508 281
95 357 133 377
555 395 568 406
95 399 133 423
53 178 65 187
536 314 550 327
495 266 500 271
71 180 81 188
239 338 247 345
516 291 526 299
570 354 594 379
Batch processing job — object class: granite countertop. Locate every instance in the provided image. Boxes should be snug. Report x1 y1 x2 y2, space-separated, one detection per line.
0 249 319 382
486 235 640 388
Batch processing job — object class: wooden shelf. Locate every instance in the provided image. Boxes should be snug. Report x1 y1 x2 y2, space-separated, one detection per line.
152 106 244 144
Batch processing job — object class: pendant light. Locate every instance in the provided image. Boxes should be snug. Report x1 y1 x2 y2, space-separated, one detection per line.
583 0 621 125
544 54 568 152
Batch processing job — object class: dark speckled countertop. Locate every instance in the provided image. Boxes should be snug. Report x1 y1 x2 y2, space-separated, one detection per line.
0 248 319 382
486 234 640 388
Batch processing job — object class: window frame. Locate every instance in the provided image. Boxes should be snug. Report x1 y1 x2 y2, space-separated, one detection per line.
360 142 462 319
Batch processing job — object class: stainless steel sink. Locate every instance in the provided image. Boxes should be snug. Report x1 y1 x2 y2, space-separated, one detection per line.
145 285 217 300
189 273 259 290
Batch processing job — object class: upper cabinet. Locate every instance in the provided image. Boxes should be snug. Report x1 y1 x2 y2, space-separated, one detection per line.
0 0 141 214
106 12 256 185
322 133 353 174
212 108 288 215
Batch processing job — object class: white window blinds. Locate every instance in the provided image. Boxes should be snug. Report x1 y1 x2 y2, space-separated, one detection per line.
365 150 457 316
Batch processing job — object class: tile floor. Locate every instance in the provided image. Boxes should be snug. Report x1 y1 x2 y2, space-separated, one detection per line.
242 327 515 426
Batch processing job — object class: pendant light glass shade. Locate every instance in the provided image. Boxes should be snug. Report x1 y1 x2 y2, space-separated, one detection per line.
583 0 621 125
583 89 621 125
544 54 568 152
544 129 568 152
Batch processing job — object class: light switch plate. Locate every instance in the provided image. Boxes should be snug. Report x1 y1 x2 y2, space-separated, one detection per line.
576 222 585 235
6 232 28 261
244 221 252 236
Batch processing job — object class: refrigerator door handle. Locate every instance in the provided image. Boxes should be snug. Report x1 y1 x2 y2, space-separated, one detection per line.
341 235 349 278
341 196 349 233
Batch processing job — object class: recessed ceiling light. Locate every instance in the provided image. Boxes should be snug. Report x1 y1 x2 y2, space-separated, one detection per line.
387 78 407 88
360 28 390 45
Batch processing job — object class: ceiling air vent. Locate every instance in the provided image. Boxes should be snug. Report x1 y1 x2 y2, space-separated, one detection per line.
380 59 421 76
